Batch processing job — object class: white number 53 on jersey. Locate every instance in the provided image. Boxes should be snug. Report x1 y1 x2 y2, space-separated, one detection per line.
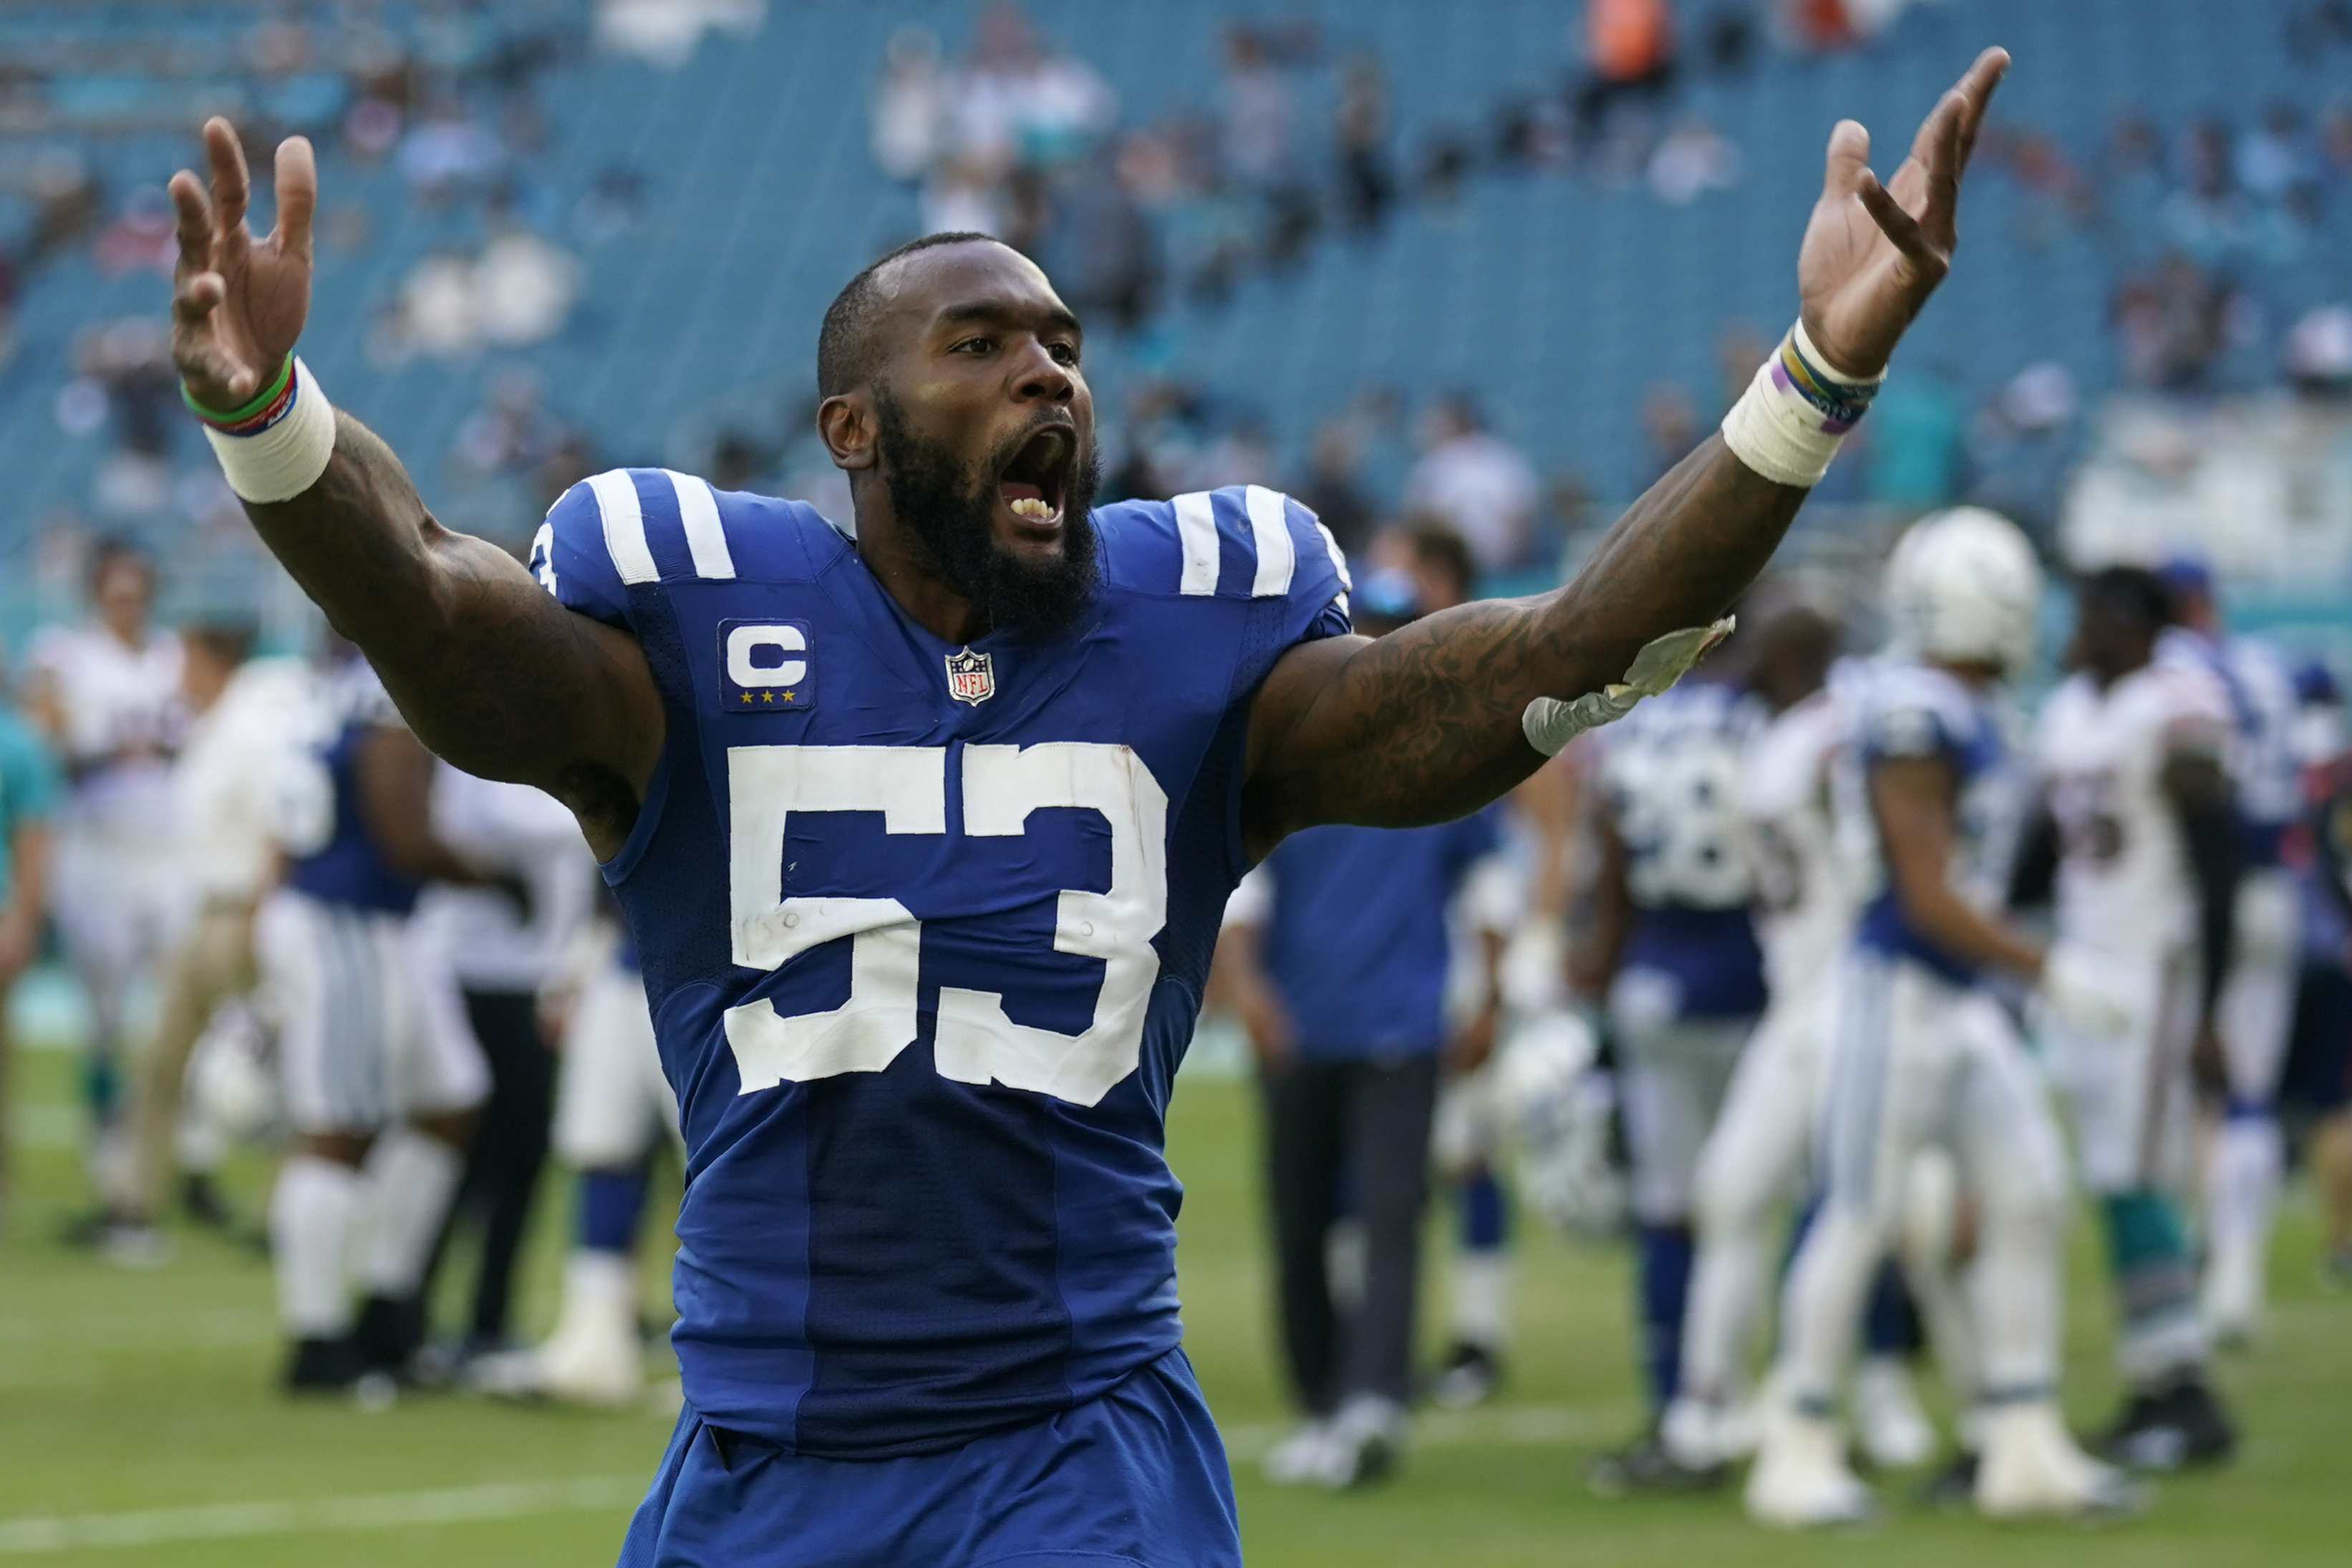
725 742 1168 1108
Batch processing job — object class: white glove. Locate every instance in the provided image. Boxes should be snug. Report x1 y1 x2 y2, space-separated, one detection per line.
2036 945 2136 1038
1521 618 1736 757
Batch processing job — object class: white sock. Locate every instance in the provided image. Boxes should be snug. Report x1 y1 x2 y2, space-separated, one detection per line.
1969 1190 2062 1396
271 1155 362 1337
1775 1206 1883 1410
1449 1249 1512 1349
360 1128 465 1299
2204 1115 2282 1287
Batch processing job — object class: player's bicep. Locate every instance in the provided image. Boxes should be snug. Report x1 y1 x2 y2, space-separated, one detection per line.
1869 755 1957 906
383 528 664 847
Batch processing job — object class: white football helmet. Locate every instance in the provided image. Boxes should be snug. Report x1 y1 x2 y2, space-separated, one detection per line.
1495 1010 1626 1241
1882 506 2043 675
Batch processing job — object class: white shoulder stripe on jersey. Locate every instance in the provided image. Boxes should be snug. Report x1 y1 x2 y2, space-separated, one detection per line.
1171 491 1221 596
587 470 658 585
1243 485 1294 598
664 470 737 580
1310 514 1352 592
529 520 558 597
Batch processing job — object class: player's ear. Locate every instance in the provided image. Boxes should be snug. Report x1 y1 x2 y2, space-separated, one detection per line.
818 389 879 472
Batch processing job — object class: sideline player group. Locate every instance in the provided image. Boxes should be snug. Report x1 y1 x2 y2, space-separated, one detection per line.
1226 505 2352 1525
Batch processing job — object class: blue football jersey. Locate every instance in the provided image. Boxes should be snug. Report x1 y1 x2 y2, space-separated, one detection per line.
1838 656 2029 984
2158 626 2303 863
284 658 420 916
1593 679 1768 1019
528 470 1349 1458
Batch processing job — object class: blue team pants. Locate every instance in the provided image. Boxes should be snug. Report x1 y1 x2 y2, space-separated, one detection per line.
616 1348 1239 1568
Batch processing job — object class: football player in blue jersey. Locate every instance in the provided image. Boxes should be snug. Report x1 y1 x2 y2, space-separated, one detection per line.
2154 558 2309 1344
165 50 2011 1563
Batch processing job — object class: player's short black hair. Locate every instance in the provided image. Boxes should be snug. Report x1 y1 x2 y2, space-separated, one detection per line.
817 231 1009 397
2078 564 2173 630
182 620 257 666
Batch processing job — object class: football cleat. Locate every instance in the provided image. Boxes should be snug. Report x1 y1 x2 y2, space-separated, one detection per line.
1259 1421 1334 1486
2099 1373 2237 1471
1315 1395 1405 1489
1587 1429 1728 1497
1853 1358 1936 1470
1430 1341 1503 1410
1744 1403 1872 1526
1975 1401 2142 1519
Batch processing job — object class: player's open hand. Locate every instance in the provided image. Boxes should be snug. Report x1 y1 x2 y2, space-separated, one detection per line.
1796 47 2007 379
169 117 315 412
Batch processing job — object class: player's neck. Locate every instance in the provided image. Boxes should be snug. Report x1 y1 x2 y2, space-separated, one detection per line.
851 505 993 646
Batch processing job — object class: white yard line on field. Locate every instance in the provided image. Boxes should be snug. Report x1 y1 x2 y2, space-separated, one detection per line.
0 1403 1634 1553
0 1476 647 1555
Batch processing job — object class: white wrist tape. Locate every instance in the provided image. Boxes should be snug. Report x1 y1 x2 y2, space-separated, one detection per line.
201 357 337 503
1521 617 1736 758
1719 319 1883 489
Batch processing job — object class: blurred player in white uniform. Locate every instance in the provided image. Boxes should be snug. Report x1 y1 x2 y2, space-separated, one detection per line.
477 916 678 1407
410 763 599 1368
261 650 505 1392
1746 509 2130 1525
2155 559 2305 1341
1577 649 1769 1493
2019 566 2238 1468
1663 593 1940 1475
24 541 184 1184
68 621 313 1259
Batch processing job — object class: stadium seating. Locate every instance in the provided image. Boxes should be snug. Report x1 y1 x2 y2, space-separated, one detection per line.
0 0 2346 641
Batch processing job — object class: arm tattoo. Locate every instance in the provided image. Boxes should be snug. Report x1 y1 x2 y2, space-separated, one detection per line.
1246 435 1802 848
242 412 661 851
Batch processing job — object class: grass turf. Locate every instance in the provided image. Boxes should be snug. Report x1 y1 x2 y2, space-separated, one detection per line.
4 1037 2350 1565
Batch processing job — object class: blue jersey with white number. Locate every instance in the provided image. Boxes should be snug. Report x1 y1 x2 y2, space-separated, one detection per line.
2158 626 2303 865
284 659 420 916
1839 657 2028 984
529 470 1349 1459
1594 679 1768 1019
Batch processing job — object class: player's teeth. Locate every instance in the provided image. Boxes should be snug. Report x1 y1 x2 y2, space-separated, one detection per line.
1010 497 1052 520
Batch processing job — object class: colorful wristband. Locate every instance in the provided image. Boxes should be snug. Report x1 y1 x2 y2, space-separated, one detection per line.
182 354 296 434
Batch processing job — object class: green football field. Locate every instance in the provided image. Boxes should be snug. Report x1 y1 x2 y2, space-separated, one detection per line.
5 1034 2351 1567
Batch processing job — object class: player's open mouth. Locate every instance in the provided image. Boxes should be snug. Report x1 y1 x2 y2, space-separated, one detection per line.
1000 425 1073 529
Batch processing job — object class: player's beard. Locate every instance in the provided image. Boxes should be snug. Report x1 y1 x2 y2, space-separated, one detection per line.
873 387 1103 636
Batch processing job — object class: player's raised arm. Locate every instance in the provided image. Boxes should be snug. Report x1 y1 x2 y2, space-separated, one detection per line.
168 118 662 858
1242 49 2008 851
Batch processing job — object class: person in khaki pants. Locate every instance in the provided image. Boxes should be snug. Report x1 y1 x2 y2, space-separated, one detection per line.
74 623 314 1262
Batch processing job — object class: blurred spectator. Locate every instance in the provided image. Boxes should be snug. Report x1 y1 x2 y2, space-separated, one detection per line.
2112 253 2235 390
2162 117 2247 260
949 3 1114 181
374 227 581 364
1862 369 1966 510
1637 382 1699 490
1572 0 1676 158
572 167 649 246
2236 104 2319 208
474 221 584 347
1647 116 1741 204
450 369 574 487
1294 421 1378 561
1403 396 1539 575
1197 417 1280 492
871 26 947 184
400 100 505 205
1965 360 2078 541
1333 52 1396 234
1033 146 1158 331
2285 304 2352 399
595 0 766 70
63 318 178 521
92 189 178 277
1221 27 1296 192
26 150 102 267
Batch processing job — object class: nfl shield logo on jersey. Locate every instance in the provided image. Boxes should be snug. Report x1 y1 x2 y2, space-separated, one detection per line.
946 647 996 705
